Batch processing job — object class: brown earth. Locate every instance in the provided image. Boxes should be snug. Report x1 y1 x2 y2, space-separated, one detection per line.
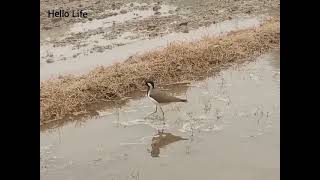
40 18 280 125
40 0 279 63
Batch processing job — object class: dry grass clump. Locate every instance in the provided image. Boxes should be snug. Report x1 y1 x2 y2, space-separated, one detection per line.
40 18 280 124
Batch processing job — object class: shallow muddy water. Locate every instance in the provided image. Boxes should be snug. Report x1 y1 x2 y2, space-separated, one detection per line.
40 50 280 180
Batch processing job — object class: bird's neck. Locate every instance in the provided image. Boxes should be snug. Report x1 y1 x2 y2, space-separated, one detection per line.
147 86 153 97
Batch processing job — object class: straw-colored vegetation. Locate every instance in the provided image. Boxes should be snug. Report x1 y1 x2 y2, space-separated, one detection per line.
40 18 280 124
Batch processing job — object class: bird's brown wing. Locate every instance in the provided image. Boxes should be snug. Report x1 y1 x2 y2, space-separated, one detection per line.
150 89 186 103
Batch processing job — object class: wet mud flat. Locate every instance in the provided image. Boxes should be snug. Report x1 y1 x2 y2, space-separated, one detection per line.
40 0 279 65
41 50 280 180
40 15 269 81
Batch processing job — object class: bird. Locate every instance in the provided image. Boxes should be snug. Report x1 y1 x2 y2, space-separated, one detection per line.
145 80 187 119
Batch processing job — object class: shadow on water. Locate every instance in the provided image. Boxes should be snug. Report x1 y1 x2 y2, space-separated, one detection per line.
149 130 188 158
41 50 280 180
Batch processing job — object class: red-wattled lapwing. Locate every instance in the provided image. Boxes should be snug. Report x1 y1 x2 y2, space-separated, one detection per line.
145 80 187 119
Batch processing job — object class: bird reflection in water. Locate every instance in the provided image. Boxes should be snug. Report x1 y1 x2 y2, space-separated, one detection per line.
149 130 188 157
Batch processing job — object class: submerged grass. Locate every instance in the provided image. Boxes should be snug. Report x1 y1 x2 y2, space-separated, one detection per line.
40 18 280 124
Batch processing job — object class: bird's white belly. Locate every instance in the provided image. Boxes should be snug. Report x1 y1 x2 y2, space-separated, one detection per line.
148 95 159 105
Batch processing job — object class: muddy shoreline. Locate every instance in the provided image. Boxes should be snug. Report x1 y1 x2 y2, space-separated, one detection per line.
40 0 279 65
40 15 269 81
40 18 279 126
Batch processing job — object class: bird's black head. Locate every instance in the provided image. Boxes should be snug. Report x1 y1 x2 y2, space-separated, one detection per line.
145 80 155 88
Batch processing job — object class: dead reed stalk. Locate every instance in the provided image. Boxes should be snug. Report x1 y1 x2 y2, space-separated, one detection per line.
40 18 280 124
